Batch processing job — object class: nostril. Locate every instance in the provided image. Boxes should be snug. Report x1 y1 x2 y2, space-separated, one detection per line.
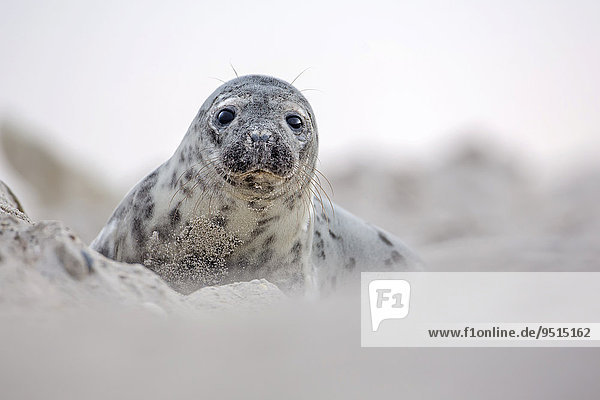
259 131 271 142
250 130 272 143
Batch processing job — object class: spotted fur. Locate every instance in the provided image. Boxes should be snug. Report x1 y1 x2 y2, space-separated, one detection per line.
91 75 421 295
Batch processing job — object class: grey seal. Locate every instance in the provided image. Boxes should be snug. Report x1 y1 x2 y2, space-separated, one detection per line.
91 75 421 295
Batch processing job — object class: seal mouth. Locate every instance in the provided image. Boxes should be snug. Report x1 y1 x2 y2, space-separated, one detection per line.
220 139 296 184
216 167 292 200
237 169 282 179
234 168 288 185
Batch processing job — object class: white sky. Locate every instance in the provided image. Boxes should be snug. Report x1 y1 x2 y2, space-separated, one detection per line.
1 0 599 189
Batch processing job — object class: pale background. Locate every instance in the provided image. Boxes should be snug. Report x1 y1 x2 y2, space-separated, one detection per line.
2 0 599 189
1 1 600 399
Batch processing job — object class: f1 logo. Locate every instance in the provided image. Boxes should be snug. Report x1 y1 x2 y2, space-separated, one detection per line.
369 279 411 331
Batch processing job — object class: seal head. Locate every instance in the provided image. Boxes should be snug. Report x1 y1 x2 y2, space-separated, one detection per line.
184 75 318 200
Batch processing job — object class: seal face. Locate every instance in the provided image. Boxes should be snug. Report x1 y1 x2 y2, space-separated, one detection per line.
202 76 317 201
91 74 421 295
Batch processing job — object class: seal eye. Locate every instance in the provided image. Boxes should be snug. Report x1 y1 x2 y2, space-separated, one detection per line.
217 109 235 125
286 115 303 131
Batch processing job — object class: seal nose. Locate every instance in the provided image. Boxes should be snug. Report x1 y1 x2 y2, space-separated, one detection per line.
249 130 272 143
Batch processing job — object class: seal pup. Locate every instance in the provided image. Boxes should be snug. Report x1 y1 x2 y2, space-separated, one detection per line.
91 75 421 295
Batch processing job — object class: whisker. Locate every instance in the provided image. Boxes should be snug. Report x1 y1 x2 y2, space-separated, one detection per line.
313 168 335 218
293 165 320 225
290 67 310 85
172 156 221 214
315 167 335 195
311 175 334 217
230 62 239 78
